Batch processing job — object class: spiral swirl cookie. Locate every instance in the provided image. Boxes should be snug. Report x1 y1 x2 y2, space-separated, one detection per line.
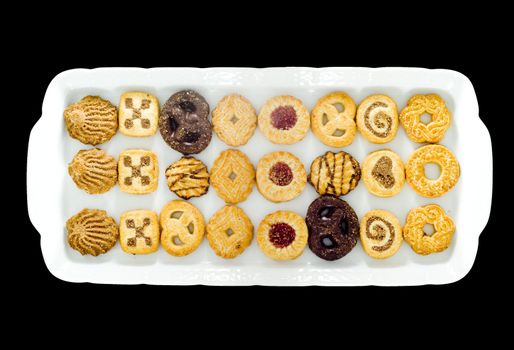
212 94 257 146
406 145 459 198
311 92 357 147
68 148 117 194
403 204 455 255
66 209 119 256
118 92 159 137
160 200 205 257
309 151 361 196
356 94 399 144
256 151 307 202
360 210 403 259
165 157 209 199
399 94 451 143
362 149 405 197
306 195 359 261
120 210 160 255
207 205 253 259
211 149 255 204
258 95 310 144
64 96 118 145
257 211 308 260
159 90 212 154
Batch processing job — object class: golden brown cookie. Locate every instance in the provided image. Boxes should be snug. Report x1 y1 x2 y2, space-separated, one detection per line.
362 149 405 197
309 151 361 196
406 145 459 198
311 92 357 147
119 210 160 254
210 149 255 204
118 92 159 137
118 149 159 194
356 94 399 144
256 151 307 202
68 148 117 194
257 211 308 260
64 96 118 145
165 157 209 199
212 94 257 146
66 209 118 256
399 94 451 143
160 200 205 257
258 95 310 144
206 205 253 259
403 204 455 255
360 210 403 259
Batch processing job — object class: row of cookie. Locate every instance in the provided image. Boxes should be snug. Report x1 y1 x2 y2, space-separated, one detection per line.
66 196 455 259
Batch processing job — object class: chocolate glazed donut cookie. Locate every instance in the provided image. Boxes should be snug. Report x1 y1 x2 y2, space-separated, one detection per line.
306 195 359 261
159 90 212 154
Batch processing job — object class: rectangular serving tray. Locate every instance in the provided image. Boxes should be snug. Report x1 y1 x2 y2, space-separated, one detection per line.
27 67 492 286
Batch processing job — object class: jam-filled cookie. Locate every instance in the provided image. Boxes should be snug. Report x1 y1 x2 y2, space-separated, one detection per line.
356 94 399 144
68 148 117 194
311 92 357 147
118 92 159 137
362 149 405 197
258 95 310 144
360 210 403 259
207 205 254 259
160 200 205 257
118 149 159 194
257 211 308 260
309 151 361 196
119 210 160 255
212 94 257 146
165 156 209 199
399 94 451 143
256 151 307 203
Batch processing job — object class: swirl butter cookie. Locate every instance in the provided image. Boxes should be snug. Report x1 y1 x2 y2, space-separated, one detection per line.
165 157 209 199
212 94 257 146
309 151 361 196
356 94 399 143
362 149 405 197
68 148 117 194
120 210 160 255
360 210 403 259
118 149 159 194
211 149 255 204
118 92 159 137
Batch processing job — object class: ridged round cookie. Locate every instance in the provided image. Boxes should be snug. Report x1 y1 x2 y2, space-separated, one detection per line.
356 94 399 144
360 210 403 259
207 205 254 259
66 209 119 256
64 96 118 145
212 94 257 146
68 148 118 194
165 157 209 199
309 151 361 196
362 149 405 197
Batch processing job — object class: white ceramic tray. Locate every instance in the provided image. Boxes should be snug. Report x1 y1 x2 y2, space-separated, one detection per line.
27 67 492 286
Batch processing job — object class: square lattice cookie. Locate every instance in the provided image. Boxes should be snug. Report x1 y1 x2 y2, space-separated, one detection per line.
118 149 159 194
118 92 159 137
120 210 160 254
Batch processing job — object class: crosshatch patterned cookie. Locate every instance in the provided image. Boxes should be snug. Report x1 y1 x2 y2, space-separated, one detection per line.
309 151 361 196
118 92 159 137
118 149 159 194
362 149 405 197
360 210 403 259
356 94 399 144
68 148 117 194
165 157 209 199
120 210 160 254
212 94 257 146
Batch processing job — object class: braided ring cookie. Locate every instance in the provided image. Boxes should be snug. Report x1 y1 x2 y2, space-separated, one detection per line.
211 149 255 204
399 94 451 143
360 210 403 259
356 94 399 144
257 211 308 260
207 205 253 259
309 151 361 196
406 145 459 198
160 200 205 257
212 94 257 146
165 156 209 199
258 95 310 144
311 92 357 147
256 151 307 202
403 204 455 255
362 149 405 197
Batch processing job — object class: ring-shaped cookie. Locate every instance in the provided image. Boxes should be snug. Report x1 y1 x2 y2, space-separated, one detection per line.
356 94 398 144
362 149 405 197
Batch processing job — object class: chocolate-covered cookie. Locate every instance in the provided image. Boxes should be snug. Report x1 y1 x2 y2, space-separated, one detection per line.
306 195 359 261
159 90 212 154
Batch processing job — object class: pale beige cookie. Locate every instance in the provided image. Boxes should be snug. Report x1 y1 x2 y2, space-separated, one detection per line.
165 157 209 199
68 148 117 194
256 151 307 202
160 200 205 257
360 210 403 259
118 149 159 194
311 92 357 147
258 95 310 144
362 149 405 197
309 151 361 196
403 204 455 255
118 92 159 137
257 211 308 260
66 209 118 256
406 144 459 198
206 205 253 259
212 94 257 146
356 94 399 144
120 210 160 254
64 96 118 145
210 149 255 204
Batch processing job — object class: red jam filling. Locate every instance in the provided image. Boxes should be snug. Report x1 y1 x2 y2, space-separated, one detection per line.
270 106 297 130
269 223 296 248
269 162 293 186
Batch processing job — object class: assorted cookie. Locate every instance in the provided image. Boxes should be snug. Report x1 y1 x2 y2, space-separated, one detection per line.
120 210 160 255
362 149 405 197
360 210 403 259
212 94 257 146
356 94 399 144
68 148 118 194
309 151 361 196
165 156 210 199
118 92 159 137
118 149 159 194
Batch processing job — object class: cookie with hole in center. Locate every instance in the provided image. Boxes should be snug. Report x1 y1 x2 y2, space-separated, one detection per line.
362 149 405 197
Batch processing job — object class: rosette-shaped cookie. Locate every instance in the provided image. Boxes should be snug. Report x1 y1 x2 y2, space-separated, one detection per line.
68 148 117 194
